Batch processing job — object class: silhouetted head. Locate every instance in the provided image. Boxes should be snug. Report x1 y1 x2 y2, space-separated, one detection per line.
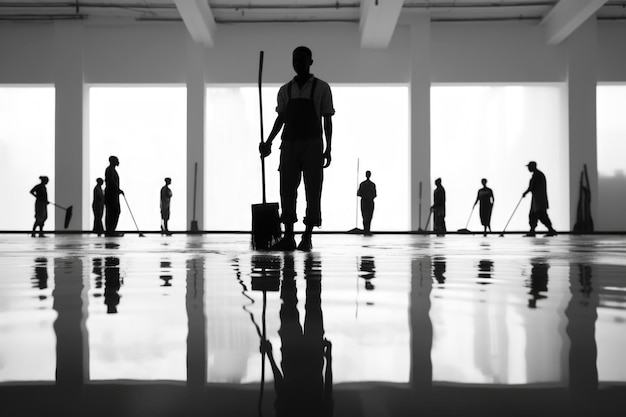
164 177 171 185
435 178 441 186
292 46 313 77
96 178 104 185
481 178 487 186
526 161 537 172
109 155 119 166
365 170 371 179
39 176 49 184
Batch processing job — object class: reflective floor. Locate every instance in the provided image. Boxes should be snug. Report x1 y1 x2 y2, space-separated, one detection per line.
1 233 625 416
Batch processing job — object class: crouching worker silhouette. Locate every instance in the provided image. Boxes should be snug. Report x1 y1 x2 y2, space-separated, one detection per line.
259 46 335 251
259 254 334 416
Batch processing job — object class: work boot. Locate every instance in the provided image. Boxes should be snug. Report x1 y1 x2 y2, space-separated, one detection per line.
270 235 296 251
297 233 312 252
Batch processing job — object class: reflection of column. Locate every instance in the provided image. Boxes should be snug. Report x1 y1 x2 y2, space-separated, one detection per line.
53 257 88 390
410 258 432 394
566 263 598 396
186 257 206 389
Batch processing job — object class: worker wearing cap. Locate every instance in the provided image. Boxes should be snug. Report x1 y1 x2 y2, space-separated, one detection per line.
522 161 557 237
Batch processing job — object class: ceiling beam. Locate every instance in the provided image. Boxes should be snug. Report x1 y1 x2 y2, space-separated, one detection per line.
174 0 216 47
359 0 404 49
542 0 608 45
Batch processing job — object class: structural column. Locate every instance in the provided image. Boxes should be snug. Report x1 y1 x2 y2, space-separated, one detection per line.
409 15 431 230
566 18 598 231
54 22 87 231
186 40 206 231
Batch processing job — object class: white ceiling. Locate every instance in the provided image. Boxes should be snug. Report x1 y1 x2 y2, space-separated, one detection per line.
1 1 623 47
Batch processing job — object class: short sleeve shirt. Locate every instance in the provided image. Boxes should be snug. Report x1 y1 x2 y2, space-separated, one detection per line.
276 75 335 119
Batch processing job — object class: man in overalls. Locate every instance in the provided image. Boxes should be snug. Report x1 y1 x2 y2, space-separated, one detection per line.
260 46 335 251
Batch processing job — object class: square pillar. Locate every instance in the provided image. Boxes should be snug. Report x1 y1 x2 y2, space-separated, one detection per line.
409 15 431 230
186 41 206 231
566 18 598 231
54 22 87 231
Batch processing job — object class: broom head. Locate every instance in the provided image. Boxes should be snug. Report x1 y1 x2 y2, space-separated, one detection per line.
64 206 73 229
251 202 281 250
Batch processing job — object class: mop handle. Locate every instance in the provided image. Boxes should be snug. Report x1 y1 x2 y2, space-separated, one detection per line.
122 194 140 232
502 196 524 233
258 50 267 204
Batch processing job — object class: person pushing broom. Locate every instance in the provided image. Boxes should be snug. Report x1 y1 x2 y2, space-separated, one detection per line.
259 46 335 251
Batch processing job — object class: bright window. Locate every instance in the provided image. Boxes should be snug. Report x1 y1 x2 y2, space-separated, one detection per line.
0 86 55 231
205 85 410 231
431 85 569 233
596 84 626 231
88 86 187 232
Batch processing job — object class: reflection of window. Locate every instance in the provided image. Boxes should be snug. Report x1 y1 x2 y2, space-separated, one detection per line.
205 85 410 231
430 257 570 385
88 257 187 381
596 85 626 231
0 86 55 230
0 259 56 382
431 85 568 232
89 86 187 232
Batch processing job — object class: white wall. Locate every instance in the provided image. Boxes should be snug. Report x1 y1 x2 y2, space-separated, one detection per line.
1 18 626 231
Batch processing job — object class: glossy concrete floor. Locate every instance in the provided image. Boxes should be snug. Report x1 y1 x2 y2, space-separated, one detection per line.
1 232 625 417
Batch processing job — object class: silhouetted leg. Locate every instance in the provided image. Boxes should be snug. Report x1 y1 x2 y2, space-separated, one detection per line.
279 145 301 237
528 211 539 235
361 200 374 233
302 140 323 230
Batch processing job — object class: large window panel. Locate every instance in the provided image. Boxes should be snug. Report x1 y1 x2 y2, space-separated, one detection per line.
431 85 569 233
205 85 410 231
0 86 55 231
596 84 626 231
89 86 187 232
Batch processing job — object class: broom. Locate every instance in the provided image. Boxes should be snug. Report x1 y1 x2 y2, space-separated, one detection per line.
51 202 73 229
251 50 281 249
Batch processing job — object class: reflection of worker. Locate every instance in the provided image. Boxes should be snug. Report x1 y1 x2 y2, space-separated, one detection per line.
104 156 124 237
160 177 172 235
431 178 446 236
474 178 494 236
92 178 105 236
30 175 49 237
522 161 557 237
260 254 334 416
259 46 335 251
528 258 549 309
357 170 377 235
104 257 122 314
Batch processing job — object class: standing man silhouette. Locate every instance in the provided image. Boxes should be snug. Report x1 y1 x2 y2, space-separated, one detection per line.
357 170 377 235
474 178 494 236
104 156 124 237
523 161 557 237
160 177 172 235
92 177 105 236
30 175 49 237
431 178 446 236
259 46 335 251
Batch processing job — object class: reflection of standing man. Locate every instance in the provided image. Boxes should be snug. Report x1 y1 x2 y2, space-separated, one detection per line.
474 178 494 236
431 178 446 236
92 178 105 236
259 46 335 251
160 177 172 235
522 161 557 237
357 170 377 235
260 254 334 416
104 156 124 237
